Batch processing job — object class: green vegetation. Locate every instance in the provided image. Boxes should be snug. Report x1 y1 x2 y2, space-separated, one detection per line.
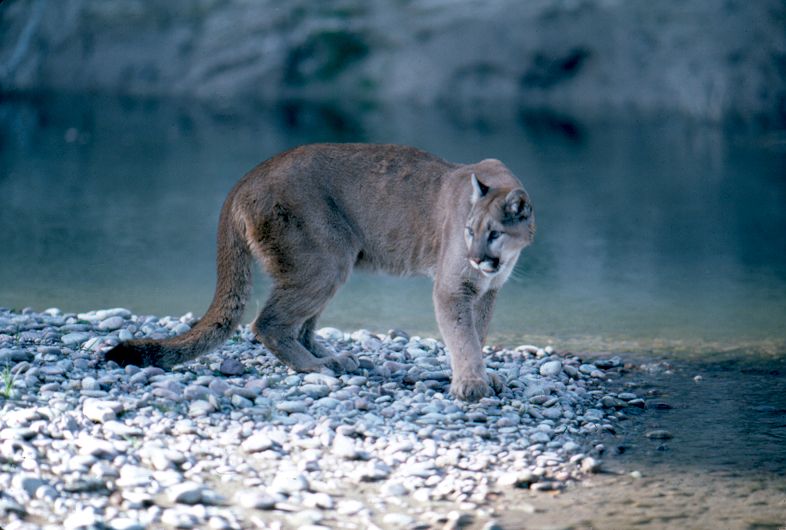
1 365 15 399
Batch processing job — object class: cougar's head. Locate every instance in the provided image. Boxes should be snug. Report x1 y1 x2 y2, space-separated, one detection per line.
464 173 535 277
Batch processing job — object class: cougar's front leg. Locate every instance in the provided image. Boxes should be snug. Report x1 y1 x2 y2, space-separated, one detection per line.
473 288 504 394
433 282 492 401
474 288 498 345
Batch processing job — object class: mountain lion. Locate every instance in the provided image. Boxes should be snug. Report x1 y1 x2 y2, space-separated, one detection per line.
105 144 535 401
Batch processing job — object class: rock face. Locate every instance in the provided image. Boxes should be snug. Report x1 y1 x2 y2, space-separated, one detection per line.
0 0 783 124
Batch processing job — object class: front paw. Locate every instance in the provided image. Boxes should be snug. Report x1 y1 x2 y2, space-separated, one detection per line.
450 374 492 402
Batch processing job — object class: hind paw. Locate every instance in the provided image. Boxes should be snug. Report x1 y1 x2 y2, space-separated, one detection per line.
318 352 359 374
309 341 336 359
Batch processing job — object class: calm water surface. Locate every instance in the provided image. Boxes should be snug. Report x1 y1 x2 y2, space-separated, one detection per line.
2 94 786 529
1 94 785 355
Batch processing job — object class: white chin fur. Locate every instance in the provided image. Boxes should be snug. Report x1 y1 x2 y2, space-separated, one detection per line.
469 259 499 276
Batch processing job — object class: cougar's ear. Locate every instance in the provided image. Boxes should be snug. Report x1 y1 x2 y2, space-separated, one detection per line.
470 173 490 204
505 189 531 221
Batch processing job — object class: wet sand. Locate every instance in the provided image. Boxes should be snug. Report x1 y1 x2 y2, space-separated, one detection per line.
497 355 786 530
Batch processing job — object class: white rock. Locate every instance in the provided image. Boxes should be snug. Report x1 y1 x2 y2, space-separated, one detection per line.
61 332 90 346
381 482 408 496
336 499 365 515
231 394 253 408
271 472 309 494
167 481 204 505
116 465 153 488
539 360 562 377
108 517 145 530
316 327 343 341
581 456 601 473
161 508 197 529
81 376 100 391
276 400 308 414
242 433 276 453
63 508 101 529
78 435 118 458
300 384 330 399
332 434 361 459
303 492 334 509
383 513 415 526
12 473 47 496
234 490 277 510
171 322 191 334
98 316 125 331
531 431 551 443
102 421 143 438
189 400 215 417
83 399 122 423
303 373 340 388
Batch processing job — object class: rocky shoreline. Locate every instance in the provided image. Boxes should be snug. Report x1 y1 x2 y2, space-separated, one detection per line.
0 307 645 530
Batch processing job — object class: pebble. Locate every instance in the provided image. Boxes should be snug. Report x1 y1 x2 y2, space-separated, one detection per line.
219 357 244 376
300 383 330 399
235 490 277 510
645 429 674 440
168 482 205 504
0 307 642 530
61 332 90 346
337 499 365 515
383 513 415 526
332 433 363 459
108 518 145 530
277 400 308 413
189 400 215 417
304 373 340 388
98 316 125 331
242 432 276 453
539 360 562 377
581 456 601 473
83 399 121 423
271 472 310 494
12 473 48 497
497 470 535 487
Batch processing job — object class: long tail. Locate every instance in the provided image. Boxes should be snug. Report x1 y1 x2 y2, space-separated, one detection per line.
104 191 252 369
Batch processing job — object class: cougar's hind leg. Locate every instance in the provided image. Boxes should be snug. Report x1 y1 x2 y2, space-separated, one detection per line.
298 314 357 370
253 258 356 373
299 315 334 359
253 295 323 372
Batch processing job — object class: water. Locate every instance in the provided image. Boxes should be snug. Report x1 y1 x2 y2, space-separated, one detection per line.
1 93 785 355
1 93 785 527
496 354 786 530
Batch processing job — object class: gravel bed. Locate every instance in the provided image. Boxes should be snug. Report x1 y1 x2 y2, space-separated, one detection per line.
0 308 643 530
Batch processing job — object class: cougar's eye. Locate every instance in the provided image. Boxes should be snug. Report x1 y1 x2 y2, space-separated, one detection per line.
466 226 474 238
488 230 500 242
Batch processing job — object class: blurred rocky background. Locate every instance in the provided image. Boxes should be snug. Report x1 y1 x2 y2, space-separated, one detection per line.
1 0 785 127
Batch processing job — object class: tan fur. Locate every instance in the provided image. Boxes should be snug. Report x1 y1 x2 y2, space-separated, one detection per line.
104 143 535 401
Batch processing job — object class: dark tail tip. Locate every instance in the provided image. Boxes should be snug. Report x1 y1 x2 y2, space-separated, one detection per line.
104 342 160 368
